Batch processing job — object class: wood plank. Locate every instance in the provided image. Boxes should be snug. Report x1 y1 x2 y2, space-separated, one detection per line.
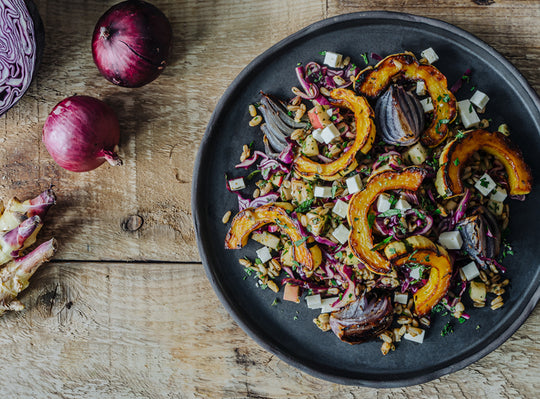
1 261 538 398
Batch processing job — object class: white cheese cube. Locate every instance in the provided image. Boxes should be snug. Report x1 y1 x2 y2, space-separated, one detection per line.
405 142 428 165
409 267 421 281
461 261 480 281
394 292 409 305
312 128 324 143
421 47 439 64
420 97 434 113
416 80 426 96
332 224 350 244
458 99 481 129
320 123 341 144
474 173 497 196
323 51 342 68
326 108 334 117
404 329 426 344
256 246 272 264
438 231 463 250
470 90 489 109
228 177 245 191
332 199 349 219
320 296 340 313
490 186 507 202
395 197 412 211
377 193 392 213
487 199 504 216
305 294 322 309
314 185 332 198
345 174 363 194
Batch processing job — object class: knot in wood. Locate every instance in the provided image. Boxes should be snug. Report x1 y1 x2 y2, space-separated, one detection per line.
122 215 144 232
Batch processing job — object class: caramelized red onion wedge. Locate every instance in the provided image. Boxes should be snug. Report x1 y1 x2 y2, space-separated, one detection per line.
329 290 393 344
375 85 425 146
0 238 57 316
457 206 501 270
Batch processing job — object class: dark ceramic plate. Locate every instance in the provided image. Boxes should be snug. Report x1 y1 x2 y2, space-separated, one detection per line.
192 12 540 387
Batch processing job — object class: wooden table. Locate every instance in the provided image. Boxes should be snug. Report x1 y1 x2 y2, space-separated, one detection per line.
2 0 538 397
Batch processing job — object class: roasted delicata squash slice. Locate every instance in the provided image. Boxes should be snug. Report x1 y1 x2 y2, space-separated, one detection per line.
225 203 315 274
348 167 427 275
435 129 533 198
293 88 376 181
393 247 452 316
355 52 457 148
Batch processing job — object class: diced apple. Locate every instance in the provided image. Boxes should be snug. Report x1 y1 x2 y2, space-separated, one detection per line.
308 105 331 129
283 283 300 303
302 134 319 157
404 142 428 165
251 231 280 249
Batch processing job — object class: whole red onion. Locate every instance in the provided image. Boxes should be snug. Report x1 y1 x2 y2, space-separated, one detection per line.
42 96 123 172
91 0 172 88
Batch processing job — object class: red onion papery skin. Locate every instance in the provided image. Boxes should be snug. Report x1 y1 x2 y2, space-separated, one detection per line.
91 0 172 88
42 96 122 172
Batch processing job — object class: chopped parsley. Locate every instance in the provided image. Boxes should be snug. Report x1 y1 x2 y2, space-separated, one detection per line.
361 52 369 65
435 118 450 135
247 170 261 179
371 236 393 251
295 198 314 213
441 321 454 336
294 237 308 247
455 130 466 140
479 177 490 188
367 213 376 229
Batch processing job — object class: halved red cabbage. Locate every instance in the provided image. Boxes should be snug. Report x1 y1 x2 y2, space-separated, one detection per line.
0 0 44 117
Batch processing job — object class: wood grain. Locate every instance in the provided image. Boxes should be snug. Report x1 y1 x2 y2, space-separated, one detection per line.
0 0 538 397
1 262 538 398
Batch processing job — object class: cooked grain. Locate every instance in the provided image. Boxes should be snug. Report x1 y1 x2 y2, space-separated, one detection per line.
267 280 279 293
222 210 232 224
249 115 262 126
249 104 257 117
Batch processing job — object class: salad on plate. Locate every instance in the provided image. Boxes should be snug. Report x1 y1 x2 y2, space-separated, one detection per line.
222 48 533 355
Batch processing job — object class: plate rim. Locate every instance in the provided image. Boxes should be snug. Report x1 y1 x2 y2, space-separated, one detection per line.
192 10 540 387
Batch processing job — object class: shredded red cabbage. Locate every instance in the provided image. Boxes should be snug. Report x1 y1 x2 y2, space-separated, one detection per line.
450 68 472 93
0 0 44 117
